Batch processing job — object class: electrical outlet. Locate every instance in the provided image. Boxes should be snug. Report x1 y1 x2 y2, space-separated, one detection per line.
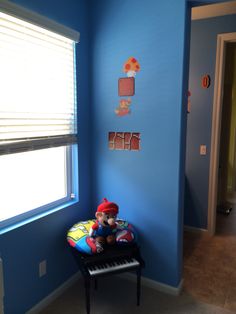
39 260 47 277
200 145 207 155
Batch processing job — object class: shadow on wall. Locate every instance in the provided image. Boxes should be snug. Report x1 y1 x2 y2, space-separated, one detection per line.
184 176 205 229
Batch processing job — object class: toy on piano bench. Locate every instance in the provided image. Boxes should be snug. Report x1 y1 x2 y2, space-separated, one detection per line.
89 198 119 252
67 198 137 255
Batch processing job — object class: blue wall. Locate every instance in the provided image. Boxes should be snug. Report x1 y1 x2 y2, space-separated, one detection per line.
0 1 91 313
90 0 189 287
185 14 236 229
1 0 234 313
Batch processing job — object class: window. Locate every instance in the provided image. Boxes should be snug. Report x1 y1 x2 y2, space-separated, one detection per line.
0 2 80 228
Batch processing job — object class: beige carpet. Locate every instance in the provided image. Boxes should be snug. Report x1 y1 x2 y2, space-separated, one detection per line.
39 276 235 314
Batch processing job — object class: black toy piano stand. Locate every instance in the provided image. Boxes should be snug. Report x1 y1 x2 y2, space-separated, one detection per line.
71 244 145 314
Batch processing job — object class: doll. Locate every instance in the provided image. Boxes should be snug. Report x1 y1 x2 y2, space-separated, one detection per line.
89 198 119 252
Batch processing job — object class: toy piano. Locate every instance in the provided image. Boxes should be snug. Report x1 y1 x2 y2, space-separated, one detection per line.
70 243 145 314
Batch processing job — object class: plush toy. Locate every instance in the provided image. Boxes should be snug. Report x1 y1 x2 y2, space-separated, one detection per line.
89 198 119 252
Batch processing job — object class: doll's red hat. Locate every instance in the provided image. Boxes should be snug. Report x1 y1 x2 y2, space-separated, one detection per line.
97 198 119 214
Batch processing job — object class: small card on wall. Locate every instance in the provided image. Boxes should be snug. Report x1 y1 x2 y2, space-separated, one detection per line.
118 77 135 96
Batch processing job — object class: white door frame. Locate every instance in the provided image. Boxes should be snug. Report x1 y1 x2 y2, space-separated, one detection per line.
208 32 236 235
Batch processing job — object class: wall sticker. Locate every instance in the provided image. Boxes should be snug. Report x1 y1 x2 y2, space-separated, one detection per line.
201 74 211 89
115 98 132 116
109 132 141 151
115 57 141 116
118 77 135 96
123 57 140 78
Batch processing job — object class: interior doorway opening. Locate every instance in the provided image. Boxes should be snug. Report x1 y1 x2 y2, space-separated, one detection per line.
183 0 236 235
208 32 236 235
183 3 236 311
218 43 236 209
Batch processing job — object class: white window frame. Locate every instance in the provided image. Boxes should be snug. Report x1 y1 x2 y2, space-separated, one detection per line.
0 0 80 231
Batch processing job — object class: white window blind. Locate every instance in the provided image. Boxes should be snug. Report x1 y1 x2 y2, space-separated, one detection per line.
0 11 78 155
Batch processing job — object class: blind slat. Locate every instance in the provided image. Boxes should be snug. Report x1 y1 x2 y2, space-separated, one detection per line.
0 28 74 54
0 135 78 155
0 16 74 46
0 10 77 155
0 5 80 42
0 112 76 118
0 120 75 125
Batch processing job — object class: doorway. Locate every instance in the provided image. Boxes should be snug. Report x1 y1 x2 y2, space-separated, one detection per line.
208 33 236 235
216 42 236 233
218 42 236 208
184 1 236 234
183 4 236 311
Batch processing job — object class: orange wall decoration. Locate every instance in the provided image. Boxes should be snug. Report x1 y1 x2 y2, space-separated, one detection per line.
201 74 211 89
123 57 140 78
115 57 141 116
109 132 140 151
118 77 135 96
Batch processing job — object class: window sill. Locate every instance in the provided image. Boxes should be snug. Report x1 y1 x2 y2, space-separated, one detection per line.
0 199 78 235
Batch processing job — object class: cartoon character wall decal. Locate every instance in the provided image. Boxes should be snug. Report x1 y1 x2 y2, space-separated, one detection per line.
123 57 140 77
115 98 131 116
115 57 140 116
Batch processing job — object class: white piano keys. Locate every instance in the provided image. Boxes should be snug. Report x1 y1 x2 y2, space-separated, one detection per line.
87 258 140 276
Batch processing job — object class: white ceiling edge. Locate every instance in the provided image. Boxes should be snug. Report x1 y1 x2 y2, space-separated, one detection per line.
192 1 236 20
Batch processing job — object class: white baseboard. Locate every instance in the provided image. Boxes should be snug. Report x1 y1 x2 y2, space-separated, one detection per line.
26 272 81 314
184 225 208 234
118 273 183 296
